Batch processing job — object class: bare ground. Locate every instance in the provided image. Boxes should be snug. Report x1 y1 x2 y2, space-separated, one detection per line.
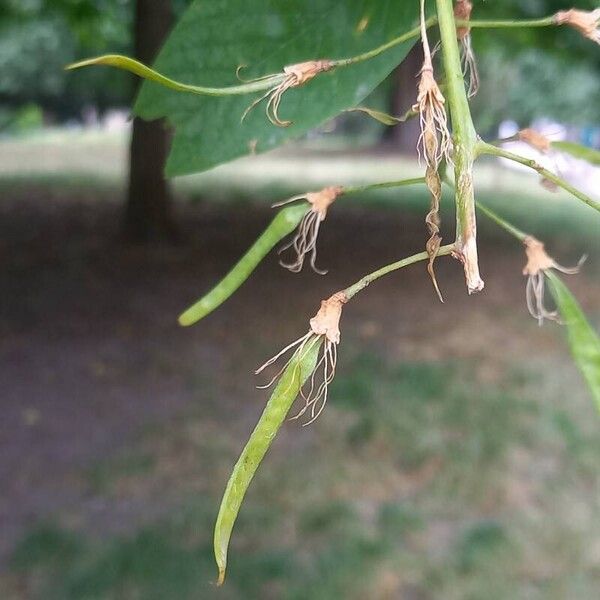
0 185 598 573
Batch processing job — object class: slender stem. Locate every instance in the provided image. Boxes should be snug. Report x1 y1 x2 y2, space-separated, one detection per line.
478 142 600 213
476 202 527 242
458 16 556 29
436 0 483 294
331 21 429 68
343 177 426 195
343 244 455 300
333 15 558 69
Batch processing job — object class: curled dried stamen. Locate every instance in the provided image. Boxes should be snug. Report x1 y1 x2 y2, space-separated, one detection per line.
414 0 450 299
274 186 344 274
241 60 334 127
522 236 586 326
455 0 479 98
256 292 346 424
425 166 444 302
555 9 600 45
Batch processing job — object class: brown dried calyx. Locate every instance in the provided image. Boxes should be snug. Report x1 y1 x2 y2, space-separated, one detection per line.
306 185 342 220
242 60 334 126
309 292 347 344
284 60 333 86
455 0 473 40
555 9 600 45
274 185 344 274
522 236 558 275
518 128 551 153
255 291 346 425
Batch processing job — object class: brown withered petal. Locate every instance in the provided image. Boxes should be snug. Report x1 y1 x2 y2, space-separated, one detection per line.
555 9 600 45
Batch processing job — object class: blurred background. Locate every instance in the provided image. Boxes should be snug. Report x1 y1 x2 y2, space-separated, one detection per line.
1 1 599 598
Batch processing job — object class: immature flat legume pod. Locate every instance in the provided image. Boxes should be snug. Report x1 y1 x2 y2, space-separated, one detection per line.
213 336 322 585
179 203 309 326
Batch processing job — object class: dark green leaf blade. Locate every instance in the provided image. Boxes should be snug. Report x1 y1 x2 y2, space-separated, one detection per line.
135 0 422 177
546 271 600 411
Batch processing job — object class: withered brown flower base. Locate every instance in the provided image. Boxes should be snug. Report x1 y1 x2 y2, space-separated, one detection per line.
273 186 343 274
522 236 586 325
241 60 334 126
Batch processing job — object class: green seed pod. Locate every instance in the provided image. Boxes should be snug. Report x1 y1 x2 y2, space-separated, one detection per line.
213 336 322 585
178 204 309 326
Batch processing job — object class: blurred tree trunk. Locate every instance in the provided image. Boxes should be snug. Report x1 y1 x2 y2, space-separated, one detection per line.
123 0 175 242
383 44 424 154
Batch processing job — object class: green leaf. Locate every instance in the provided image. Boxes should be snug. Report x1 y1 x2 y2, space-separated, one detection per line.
178 203 309 327
552 141 600 166
135 0 423 177
214 336 322 584
546 271 600 411
346 106 409 126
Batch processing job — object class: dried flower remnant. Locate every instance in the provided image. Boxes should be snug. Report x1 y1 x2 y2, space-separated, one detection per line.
555 8 600 45
454 0 479 98
256 292 346 425
413 65 452 170
424 167 444 302
414 0 451 300
273 186 344 274
522 236 586 325
518 128 551 153
414 1 452 169
516 129 561 191
241 60 334 126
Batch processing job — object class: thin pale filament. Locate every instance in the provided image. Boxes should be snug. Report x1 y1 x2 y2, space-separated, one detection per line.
461 35 479 98
278 210 327 274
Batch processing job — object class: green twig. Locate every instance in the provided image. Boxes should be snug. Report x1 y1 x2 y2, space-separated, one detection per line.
478 142 600 213
331 21 427 68
333 15 559 68
436 0 483 294
458 16 556 29
343 244 455 300
476 202 528 242
343 177 426 195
